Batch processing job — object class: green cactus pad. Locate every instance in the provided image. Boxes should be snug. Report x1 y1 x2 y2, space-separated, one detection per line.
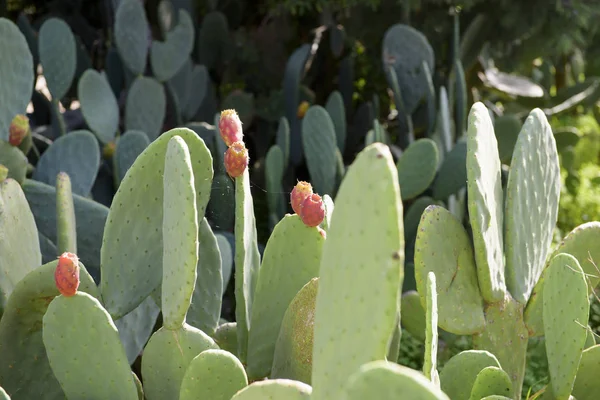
439 350 501 400
38 231 58 264
404 197 438 247
504 109 561 304
543 253 589 400
141 324 219 400
161 136 199 329
115 296 160 364
572 344 600 399
311 143 404 400
400 291 426 341
301 105 338 195
435 87 452 156
125 76 167 141
0 140 28 184
343 360 450 400
196 11 232 70
271 278 318 384
265 145 285 219
247 215 324 380
468 366 512 400
454 59 467 137
32 129 100 197
213 322 238 355
43 292 138 399
100 128 213 320
493 115 521 164
0 178 42 309
114 130 150 184
396 138 439 200
414 205 485 335
431 140 468 200
0 18 34 141
38 18 76 100
216 233 233 292
78 69 120 144
321 194 334 232
183 65 208 120
150 10 194 82
424 272 439 384
23 179 108 281
0 387 9 400
381 24 435 114
466 102 506 302
179 349 248 400
325 90 347 152
231 379 312 399
0 260 98 399
234 168 262 363
55 172 77 254
187 218 223 335
114 0 149 75
284 44 311 166
276 117 291 167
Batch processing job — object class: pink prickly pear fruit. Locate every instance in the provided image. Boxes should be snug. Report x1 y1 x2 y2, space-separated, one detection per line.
9 114 31 146
290 181 313 215
224 141 249 178
55 252 80 297
300 193 325 227
219 109 244 146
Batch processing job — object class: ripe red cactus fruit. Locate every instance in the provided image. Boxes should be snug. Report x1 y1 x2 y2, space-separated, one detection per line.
55 252 80 297
9 114 30 146
219 109 244 146
224 141 249 178
299 193 326 227
290 181 313 215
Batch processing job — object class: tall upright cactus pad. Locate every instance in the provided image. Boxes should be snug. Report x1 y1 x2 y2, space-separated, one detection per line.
150 10 195 82
543 253 589 399
271 278 319 384
439 350 502 400
231 379 312 399
466 102 506 302
100 128 213 319
424 272 439 385
161 136 199 329
302 106 338 195
0 178 42 310
187 218 223 335
125 76 167 141
42 292 139 400
114 130 151 184
141 325 219 400
325 91 347 152
414 206 485 335
114 0 149 75
343 361 450 400
504 109 560 304
78 69 120 144
234 168 261 363
311 143 404 400
23 179 108 282
0 261 98 400
0 18 34 141
572 345 600 399
396 138 439 200
38 18 76 101
382 24 434 114
55 172 77 254
276 117 291 167
247 215 324 380
179 349 248 400
32 130 100 197
284 44 311 166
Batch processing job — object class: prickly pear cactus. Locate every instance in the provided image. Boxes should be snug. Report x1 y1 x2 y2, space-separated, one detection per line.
311 143 404 400
231 379 312 399
302 106 338 195
55 172 77 254
423 272 439 385
572 344 600 399
38 18 76 102
439 350 502 400
78 69 120 144
150 10 195 82
0 141 28 184
125 76 167 141
114 0 149 75
468 367 512 400
114 130 151 184
396 138 439 200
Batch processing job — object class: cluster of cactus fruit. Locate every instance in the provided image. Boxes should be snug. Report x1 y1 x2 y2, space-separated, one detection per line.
1 100 600 400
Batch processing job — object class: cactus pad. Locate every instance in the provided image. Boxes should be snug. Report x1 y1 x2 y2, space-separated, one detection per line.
32 129 100 197
468 366 512 400
115 296 160 364
42 292 138 399
325 90 347 152
431 140 468 200
179 349 248 400
125 76 167 141
150 10 195 82
55 172 77 254
543 253 589 399
0 140 28 184
114 130 150 184
424 272 439 384
572 344 600 400
439 350 501 400
78 69 120 144
414 205 485 334
343 360 450 400
465 102 506 302
231 379 312 399
38 18 76 100
114 0 149 75
311 143 404 400
396 138 439 200
213 322 238 355
400 291 426 341
247 215 324 380
504 109 560 304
